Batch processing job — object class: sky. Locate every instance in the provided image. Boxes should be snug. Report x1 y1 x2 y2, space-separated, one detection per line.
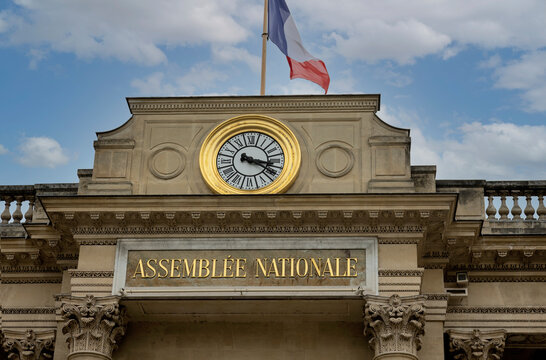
0 0 545 185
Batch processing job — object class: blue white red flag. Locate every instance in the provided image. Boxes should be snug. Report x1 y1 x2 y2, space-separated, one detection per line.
268 0 330 93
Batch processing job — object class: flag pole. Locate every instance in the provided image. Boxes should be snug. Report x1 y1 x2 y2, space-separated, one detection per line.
260 0 268 95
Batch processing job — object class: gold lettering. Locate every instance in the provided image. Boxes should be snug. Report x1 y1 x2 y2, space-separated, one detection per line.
236 258 246 278
132 258 146 278
335 257 341 277
278 258 289 277
323 258 334 277
211 259 222 278
223 256 234 278
255 258 268 278
146 259 157 278
182 258 197 278
158 258 169 278
310 258 323 277
296 258 308 277
267 258 280 278
347 258 358 277
170 259 181 278
198 259 210 278
289 258 295 277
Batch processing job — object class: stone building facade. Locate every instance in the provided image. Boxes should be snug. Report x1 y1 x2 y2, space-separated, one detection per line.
1 95 545 359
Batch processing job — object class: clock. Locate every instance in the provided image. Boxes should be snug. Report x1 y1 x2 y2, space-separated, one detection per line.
199 114 301 194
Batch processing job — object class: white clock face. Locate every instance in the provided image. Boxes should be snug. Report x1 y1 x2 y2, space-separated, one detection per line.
216 131 285 190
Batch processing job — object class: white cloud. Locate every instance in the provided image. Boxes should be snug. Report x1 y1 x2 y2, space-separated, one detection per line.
0 11 9 33
3 1 545 67
479 54 502 69
17 136 70 168
492 51 546 112
329 19 450 65
131 64 228 96
375 67 412 88
131 72 176 96
2 0 258 65
0 144 8 155
295 0 546 63
28 48 46 69
378 105 546 180
211 45 260 73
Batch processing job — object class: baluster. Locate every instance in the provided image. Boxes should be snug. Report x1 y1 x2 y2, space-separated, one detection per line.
1 197 13 224
498 192 510 220
510 191 522 220
523 193 536 220
537 194 546 221
24 197 35 223
12 196 24 224
485 194 497 220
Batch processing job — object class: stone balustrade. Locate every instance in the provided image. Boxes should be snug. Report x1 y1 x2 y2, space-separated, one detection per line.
0 185 36 224
0 184 79 225
484 181 546 221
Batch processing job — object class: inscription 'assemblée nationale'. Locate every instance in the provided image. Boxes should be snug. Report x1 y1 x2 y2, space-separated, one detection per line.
124 249 367 287
132 256 359 279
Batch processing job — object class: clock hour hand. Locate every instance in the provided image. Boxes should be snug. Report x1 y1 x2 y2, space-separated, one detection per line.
240 153 273 167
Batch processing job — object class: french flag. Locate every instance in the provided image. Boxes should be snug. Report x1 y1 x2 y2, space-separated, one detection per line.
268 0 330 93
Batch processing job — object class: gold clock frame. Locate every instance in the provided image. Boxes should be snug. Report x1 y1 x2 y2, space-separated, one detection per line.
199 114 301 194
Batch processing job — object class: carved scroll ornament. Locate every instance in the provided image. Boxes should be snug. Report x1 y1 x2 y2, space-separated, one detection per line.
1 329 55 360
363 294 426 359
61 295 127 360
448 329 506 360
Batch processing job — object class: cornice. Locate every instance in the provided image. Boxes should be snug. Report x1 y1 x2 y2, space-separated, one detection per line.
68 270 114 278
39 194 455 237
447 306 546 314
71 224 424 237
449 264 546 271
378 269 425 277
1 307 56 314
126 95 381 114
2 278 62 284
0 265 61 273
39 193 457 213
425 293 449 301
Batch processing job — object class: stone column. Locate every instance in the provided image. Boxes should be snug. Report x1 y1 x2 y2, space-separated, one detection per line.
60 295 127 360
363 294 426 360
2 329 55 360
447 329 506 360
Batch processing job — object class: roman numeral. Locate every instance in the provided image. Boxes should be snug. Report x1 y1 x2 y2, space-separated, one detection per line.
246 135 256 145
266 168 277 176
232 174 242 184
257 175 268 186
223 167 235 177
232 138 243 148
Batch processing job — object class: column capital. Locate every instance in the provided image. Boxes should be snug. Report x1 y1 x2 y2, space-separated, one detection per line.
1 329 55 360
363 294 426 360
447 329 506 360
60 295 127 360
